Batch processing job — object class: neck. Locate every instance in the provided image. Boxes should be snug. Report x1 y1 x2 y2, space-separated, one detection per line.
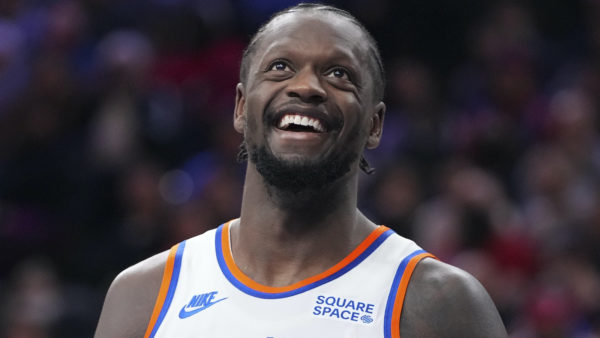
240 161 360 230
231 162 376 287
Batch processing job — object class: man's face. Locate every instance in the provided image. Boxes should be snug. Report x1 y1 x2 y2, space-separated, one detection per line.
234 12 385 192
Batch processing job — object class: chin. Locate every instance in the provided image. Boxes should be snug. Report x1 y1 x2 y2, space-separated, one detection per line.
273 152 323 166
249 144 357 193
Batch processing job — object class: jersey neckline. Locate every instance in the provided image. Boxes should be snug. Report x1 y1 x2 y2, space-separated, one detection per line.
215 220 393 299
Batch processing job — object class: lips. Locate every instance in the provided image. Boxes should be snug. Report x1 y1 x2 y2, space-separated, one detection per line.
277 114 326 132
269 106 338 134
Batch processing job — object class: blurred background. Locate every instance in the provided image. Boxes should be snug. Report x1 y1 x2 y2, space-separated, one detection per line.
0 0 599 336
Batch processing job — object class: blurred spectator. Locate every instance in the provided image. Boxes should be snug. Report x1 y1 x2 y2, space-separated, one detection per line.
364 161 423 238
0 20 28 116
1 258 63 338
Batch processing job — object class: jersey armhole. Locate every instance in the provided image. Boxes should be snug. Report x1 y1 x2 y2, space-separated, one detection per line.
144 242 186 338
384 250 437 338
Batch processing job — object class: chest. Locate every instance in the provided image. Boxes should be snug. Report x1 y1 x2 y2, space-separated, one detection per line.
158 258 392 337
148 225 424 338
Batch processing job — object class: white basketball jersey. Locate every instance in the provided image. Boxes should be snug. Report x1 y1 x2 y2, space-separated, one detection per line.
144 220 434 338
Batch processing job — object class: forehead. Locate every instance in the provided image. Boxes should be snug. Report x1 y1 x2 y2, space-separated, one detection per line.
253 11 370 66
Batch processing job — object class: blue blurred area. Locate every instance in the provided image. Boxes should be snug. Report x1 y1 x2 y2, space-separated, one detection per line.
1 0 599 336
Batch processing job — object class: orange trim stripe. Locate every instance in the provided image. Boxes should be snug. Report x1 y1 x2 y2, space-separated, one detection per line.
391 252 436 338
221 221 390 293
144 244 180 338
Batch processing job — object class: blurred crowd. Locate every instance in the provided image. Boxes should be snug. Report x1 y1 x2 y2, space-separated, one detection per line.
0 0 599 337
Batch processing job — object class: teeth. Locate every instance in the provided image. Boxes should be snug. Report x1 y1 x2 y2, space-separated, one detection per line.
313 120 324 132
277 114 325 132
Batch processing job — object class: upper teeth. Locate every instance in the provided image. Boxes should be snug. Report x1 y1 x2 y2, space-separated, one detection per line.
278 114 325 132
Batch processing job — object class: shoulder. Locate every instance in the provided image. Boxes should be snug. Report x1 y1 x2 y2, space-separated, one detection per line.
95 249 170 338
401 258 507 337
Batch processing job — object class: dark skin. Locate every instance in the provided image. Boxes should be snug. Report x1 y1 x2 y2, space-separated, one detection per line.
231 12 384 287
95 11 507 337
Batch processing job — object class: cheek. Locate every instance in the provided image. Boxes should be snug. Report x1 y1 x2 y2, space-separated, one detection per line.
244 82 286 130
246 112 258 134
244 112 264 147
351 118 371 147
336 95 369 139
242 95 268 145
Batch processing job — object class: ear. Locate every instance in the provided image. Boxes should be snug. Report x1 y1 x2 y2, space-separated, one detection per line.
366 101 386 149
233 83 246 134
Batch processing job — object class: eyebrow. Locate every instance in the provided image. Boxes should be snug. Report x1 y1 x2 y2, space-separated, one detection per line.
258 42 363 70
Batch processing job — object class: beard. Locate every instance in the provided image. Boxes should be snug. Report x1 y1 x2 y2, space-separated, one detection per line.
248 143 358 194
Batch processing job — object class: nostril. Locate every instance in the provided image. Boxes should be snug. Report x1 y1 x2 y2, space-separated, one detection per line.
285 72 327 102
287 90 326 104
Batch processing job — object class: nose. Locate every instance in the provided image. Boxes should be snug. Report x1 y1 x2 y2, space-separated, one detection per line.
286 68 327 103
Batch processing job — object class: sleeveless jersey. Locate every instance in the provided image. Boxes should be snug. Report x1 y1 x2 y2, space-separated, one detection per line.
144 220 435 338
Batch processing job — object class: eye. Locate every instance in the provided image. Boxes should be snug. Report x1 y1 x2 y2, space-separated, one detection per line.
326 67 351 81
267 61 291 72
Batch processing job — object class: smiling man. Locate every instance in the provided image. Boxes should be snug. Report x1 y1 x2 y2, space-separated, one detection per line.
95 4 507 337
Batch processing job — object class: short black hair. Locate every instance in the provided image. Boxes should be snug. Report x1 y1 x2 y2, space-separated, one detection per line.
239 3 386 101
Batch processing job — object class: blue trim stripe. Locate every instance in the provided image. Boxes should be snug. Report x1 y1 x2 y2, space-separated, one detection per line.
383 249 426 338
215 224 394 299
149 241 186 338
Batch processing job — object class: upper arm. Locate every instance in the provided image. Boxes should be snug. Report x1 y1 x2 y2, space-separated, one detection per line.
401 258 507 337
94 250 169 338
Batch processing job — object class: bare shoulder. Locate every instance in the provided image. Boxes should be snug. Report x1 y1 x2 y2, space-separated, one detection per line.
401 258 507 337
95 250 170 338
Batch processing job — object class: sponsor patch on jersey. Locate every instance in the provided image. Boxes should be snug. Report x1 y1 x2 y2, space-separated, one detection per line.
312 294 377 325
179 291 227 319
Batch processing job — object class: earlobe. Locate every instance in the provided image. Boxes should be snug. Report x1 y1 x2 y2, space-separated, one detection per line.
366 101 386 149
233 83 246 134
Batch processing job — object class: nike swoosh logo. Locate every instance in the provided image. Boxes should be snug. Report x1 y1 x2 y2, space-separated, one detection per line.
178 297 227 319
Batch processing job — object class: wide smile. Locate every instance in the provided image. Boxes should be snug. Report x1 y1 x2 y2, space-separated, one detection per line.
269 106 339 133
276 113 327 133
266 107 340 154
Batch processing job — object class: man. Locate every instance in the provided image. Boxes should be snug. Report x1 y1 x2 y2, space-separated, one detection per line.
95 4 507 337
